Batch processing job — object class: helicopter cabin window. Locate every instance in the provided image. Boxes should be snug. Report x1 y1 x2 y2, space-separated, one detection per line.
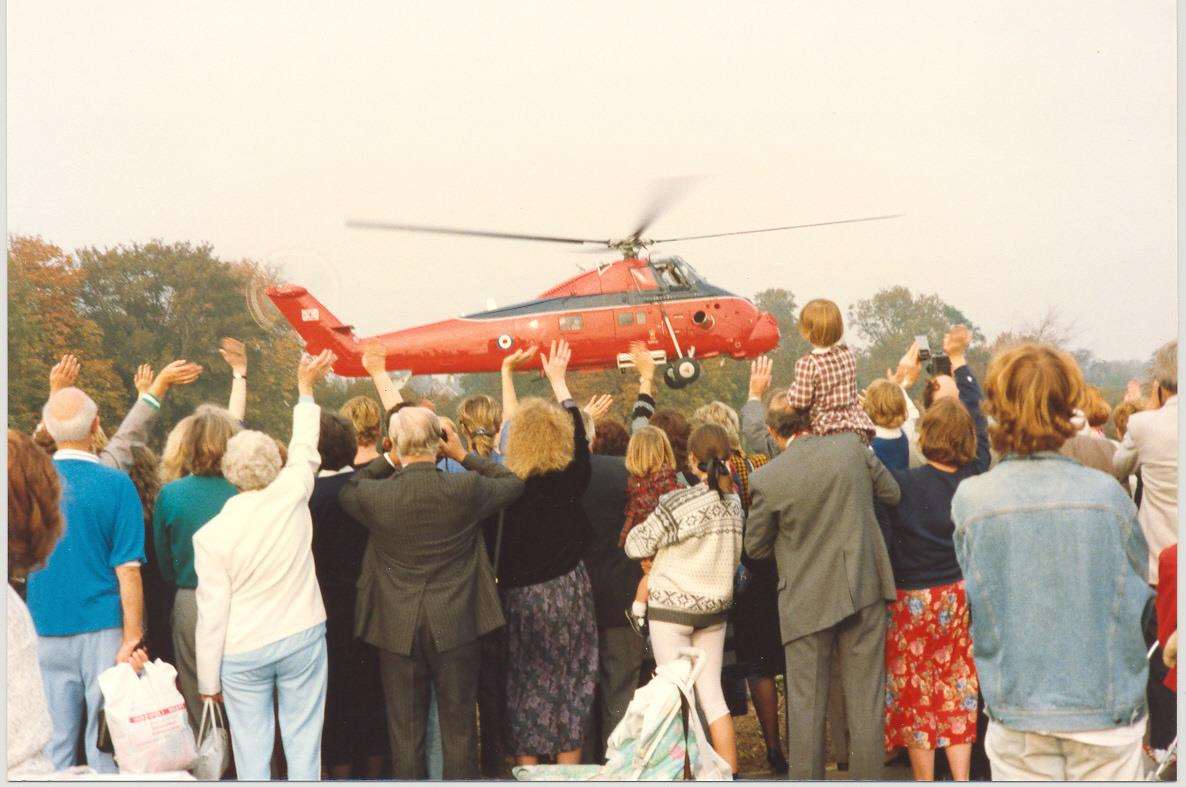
559 315 583 332
616 312 634 327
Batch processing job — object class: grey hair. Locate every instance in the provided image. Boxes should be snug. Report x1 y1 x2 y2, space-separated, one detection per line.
42 387 99 443
221 429 283 491
1151 340 1177 394
391 406 442 459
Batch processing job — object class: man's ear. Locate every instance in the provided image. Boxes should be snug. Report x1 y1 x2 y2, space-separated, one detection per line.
91 416 101 434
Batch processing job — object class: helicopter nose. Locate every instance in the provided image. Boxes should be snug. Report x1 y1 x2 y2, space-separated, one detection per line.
748 311 780 353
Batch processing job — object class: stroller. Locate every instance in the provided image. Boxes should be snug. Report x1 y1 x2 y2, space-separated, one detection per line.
513 647 732 781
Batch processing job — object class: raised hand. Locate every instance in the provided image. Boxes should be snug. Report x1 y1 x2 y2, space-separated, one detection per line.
218 337 247 375
501 346 538 371
133 364 154 395
440 420 467 462
49 354 80 394
148 360 204 400
361 341 388 377
1124 379 1144 405
629 341 656 381
888 341 921 388
540 339 571 382
298 349 337 396
943 324 971 359
539 339 573 403
749 356 773 399
583 394 614 421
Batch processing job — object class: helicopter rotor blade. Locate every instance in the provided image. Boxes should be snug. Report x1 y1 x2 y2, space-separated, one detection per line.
650 214 904 244
346 220 609 247
628 176 701 241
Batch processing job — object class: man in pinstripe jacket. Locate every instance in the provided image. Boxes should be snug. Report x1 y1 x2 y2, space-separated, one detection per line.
339 407 524 779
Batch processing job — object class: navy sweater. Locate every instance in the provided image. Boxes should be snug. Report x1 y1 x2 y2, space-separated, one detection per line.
880 366 990 589
872 432 910 471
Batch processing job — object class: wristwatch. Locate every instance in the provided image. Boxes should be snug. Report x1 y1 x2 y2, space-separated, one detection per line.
233 372 247 380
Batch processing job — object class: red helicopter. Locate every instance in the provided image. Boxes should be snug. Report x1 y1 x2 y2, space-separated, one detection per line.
264 208 899 389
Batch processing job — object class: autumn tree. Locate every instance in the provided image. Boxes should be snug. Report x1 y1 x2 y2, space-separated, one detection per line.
72 240 305 443
8 236 125 431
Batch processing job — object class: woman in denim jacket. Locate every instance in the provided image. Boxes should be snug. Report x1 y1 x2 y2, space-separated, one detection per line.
951 343 1152 780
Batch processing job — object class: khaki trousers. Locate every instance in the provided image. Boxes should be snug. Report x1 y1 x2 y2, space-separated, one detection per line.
984 722 1147 781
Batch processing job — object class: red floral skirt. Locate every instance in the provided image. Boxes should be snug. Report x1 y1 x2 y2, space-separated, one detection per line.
884 580 979 751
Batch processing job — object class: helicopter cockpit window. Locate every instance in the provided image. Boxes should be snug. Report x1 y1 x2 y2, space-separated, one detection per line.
652 261 689 290
675 260 701 286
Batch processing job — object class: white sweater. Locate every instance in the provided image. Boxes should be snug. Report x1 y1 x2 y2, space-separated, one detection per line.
624 484 743 627
194 400 327 694
7 586 53 777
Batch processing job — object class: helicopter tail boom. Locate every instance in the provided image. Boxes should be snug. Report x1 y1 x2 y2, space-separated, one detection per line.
266 284 366 375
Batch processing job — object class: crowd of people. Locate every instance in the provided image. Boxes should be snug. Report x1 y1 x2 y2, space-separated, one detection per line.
6 298 1179 782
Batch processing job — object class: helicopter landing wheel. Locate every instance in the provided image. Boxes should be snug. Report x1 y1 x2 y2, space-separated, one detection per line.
664 358 701 389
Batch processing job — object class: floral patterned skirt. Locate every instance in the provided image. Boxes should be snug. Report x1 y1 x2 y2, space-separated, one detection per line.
884 580 979 751
501 562 598 757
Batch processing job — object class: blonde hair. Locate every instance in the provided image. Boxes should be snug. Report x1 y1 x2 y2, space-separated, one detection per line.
504 397 574 478
340 396 382 447
161 404 241 483
625 426 676 477
983 343 1084 456
457 394 502 457
690 401 741 450
798 298 844 347
863 379 908 429
91 423 109 453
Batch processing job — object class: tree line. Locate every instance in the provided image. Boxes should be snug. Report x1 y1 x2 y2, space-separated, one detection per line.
8 235 1148 446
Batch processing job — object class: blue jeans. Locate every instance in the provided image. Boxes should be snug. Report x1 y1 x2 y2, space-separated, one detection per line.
221 623 328 780
37 627 123 773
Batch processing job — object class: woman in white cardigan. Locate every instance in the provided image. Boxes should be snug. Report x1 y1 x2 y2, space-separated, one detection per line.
194 350 336 780
624 422 744 776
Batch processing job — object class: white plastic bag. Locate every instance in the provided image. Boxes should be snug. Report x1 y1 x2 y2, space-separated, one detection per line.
97 659 198 774
191 698 231 780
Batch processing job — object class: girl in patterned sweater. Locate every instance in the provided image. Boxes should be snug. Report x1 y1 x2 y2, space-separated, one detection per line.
786 298 876 443
620 426 683 634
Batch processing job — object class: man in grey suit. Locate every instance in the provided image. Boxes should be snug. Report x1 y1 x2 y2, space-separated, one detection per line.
746 402 900 781
339 406 524 779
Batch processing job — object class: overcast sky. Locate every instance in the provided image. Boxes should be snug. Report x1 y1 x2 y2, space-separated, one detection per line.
7 2 1176 360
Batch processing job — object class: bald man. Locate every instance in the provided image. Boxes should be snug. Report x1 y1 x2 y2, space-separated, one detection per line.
26 387 148 773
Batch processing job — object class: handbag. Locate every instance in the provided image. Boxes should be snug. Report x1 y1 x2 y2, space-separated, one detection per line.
191 698 231 780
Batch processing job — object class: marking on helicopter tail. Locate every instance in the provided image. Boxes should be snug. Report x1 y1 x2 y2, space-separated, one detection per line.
497 334 514 349
301 308 320 322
